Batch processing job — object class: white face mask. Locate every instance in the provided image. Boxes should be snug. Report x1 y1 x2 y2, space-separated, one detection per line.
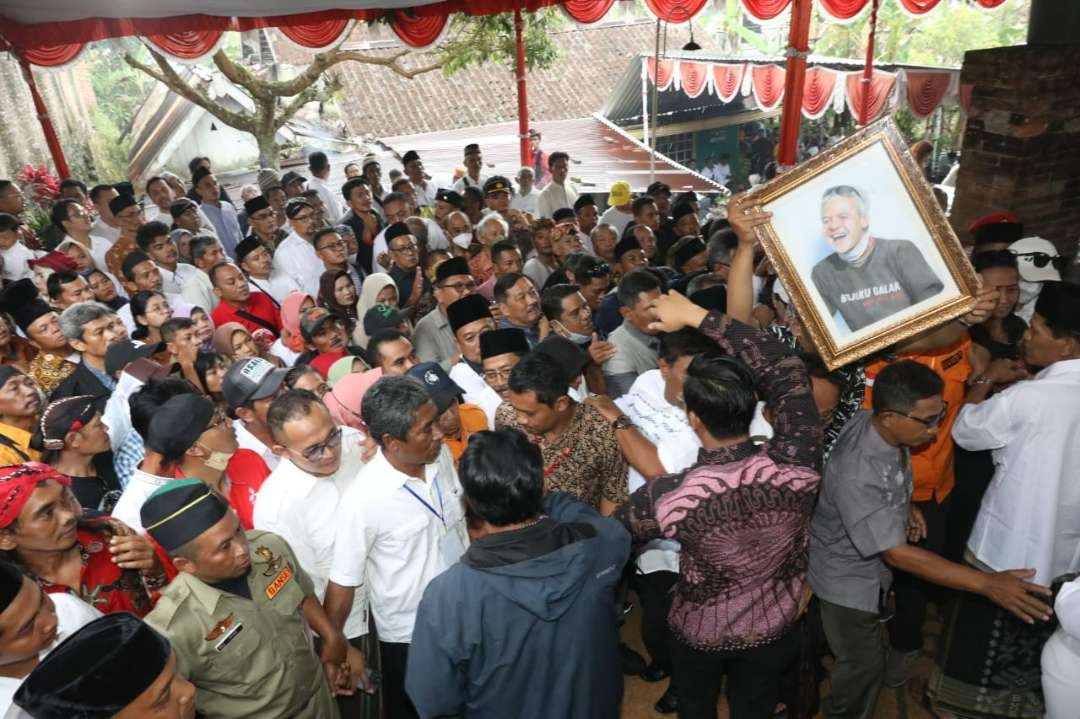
1018 279 1042 307
198 444 235 471
553 321 590 345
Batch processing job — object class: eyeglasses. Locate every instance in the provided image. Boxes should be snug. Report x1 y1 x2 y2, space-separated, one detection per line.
483 368 514 382
390 242 418 254
301 426 342 462
440 280 476 293
291 212 315 223
890 401 949 428
584 263 611 279
1014 251 1066 272
250 211 275 222
317 239 347 252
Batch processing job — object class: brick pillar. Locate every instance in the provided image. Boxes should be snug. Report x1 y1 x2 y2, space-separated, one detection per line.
949 44 1080 255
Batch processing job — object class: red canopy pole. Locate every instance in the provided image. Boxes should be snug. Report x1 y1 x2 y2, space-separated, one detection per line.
777 0 813 166
859 0 880 125
514 7 530 168
17 56 71 179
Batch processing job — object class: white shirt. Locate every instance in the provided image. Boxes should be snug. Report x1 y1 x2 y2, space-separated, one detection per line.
0 594 101 719
510 187 539 214
90 218 120 243
102 371 144 452
536 181 579 219
453 174 487 194
329 445 467 643
0 242 41 282
234 420 280 473
112 466 172 534
952 358 1080 585
274 231 323 296
247 272 300 307
308 176 346 225
158 262 201 296
254 427 369 638
522 256 555 290
599 206 633 237
616 369 699 574
412 180 439 208
449 361 502 429
180 268 218 312
713 162 732 185
371 218 447 262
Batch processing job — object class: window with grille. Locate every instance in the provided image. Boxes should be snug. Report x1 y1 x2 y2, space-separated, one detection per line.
656 132 695 166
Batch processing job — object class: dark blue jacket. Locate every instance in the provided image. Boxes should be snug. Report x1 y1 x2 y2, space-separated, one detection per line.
405 492 630 719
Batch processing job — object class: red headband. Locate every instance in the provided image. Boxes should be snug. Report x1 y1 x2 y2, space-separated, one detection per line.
0 463 71 529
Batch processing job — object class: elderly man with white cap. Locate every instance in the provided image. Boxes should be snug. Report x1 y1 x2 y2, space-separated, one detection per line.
511 167 539 214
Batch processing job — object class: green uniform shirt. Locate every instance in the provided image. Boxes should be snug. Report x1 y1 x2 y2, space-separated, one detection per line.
145 530 339 719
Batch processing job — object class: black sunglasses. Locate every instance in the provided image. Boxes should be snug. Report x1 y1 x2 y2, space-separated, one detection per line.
1014 251 1066 272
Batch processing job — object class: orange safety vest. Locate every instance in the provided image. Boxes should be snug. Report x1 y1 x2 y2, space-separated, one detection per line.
863 337 971 503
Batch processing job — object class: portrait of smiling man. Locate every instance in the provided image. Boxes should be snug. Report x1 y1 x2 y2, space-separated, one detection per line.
809 185 944 333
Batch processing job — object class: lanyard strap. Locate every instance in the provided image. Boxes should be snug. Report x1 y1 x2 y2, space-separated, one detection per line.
402 477 444 525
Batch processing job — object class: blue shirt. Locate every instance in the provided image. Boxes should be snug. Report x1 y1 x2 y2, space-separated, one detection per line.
199 201 243 259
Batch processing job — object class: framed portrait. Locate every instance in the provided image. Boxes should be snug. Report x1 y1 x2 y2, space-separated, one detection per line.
744 117 979 369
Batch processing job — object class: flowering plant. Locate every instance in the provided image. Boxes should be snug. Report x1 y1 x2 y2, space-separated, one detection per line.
15 164 59 235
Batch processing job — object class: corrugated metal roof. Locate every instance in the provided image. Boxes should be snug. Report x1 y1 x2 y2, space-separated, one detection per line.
380 114 721 194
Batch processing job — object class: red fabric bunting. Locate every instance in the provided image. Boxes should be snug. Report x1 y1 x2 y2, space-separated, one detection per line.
974 0 1006 6
643 0 709 23
818 0 870 20
147 29 224 59
846 70 897 123
647 58 676 91
563 0 616 23
712 63 745 102
904 70 951 118
21 43 84 67
801 66 837 118
738 0 793 20
897 0 942 13
391 10 448 48
679 61 708 99
277 18 351 48
751 64 785 111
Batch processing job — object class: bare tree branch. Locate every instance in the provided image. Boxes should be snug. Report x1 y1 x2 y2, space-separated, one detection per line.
274 82 326 130
123 46 257 133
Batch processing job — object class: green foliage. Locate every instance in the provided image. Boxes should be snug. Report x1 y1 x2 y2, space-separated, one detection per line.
83 43 154 181
438 8 563 76
811 0 1030 66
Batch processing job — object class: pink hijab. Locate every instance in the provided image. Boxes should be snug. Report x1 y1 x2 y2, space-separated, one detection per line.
325 368 382 431
280 291 315 353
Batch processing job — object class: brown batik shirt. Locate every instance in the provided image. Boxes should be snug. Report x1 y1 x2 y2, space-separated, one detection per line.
496 400 628 510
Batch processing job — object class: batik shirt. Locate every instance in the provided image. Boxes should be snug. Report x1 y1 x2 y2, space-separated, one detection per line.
617 312 822 651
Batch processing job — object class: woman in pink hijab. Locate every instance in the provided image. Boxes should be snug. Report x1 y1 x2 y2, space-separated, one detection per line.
324 368 382 431
274 291 316 366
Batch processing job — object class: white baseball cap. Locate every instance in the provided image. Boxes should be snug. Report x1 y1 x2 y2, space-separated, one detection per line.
1009 236 1062 283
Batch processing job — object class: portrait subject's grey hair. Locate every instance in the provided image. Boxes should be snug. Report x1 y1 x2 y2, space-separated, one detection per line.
821 185 869 218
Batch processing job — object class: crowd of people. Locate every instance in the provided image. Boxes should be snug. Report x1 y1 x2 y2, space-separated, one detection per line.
0 141 1074 719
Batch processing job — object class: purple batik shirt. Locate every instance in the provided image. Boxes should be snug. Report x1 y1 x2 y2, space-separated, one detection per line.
616 311 822 651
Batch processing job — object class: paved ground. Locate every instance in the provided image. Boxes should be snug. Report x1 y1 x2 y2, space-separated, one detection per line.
619 598 943 719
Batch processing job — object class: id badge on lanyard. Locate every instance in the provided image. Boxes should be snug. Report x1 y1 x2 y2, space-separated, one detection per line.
402 478 465 569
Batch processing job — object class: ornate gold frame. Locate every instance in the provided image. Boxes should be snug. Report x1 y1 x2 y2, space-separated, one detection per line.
744 117 979 369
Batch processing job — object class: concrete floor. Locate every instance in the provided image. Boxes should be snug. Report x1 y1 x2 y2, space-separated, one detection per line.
618 598 941 719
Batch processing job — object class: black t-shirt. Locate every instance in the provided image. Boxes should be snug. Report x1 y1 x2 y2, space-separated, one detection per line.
810 237 944 332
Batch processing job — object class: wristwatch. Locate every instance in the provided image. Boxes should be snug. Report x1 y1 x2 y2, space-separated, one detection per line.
611 415 635 431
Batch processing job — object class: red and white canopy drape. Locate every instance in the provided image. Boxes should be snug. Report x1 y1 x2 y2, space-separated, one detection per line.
2 0 1011 68
647 57 960 121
